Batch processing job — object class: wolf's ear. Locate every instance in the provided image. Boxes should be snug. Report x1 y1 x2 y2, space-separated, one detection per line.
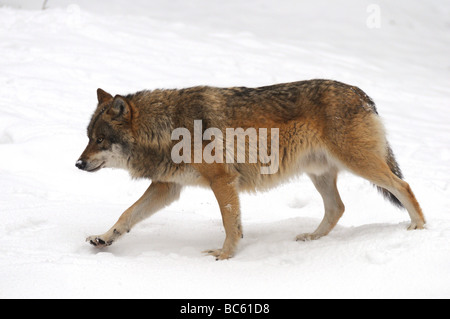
97 88 113 104
108 96 132 122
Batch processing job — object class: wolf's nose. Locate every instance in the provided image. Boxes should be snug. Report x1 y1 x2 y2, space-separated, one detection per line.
76 160 86 170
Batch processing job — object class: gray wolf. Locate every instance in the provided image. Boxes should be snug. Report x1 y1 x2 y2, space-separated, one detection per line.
76 80 425 260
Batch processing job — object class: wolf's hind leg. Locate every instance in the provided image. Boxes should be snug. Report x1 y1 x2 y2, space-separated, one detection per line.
296 169 345 241
344 154 425 230
87 182 181 248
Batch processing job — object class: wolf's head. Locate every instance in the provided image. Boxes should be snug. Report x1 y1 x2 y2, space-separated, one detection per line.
76 89 135 173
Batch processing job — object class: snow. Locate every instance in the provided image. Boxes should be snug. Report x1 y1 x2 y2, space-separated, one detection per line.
1 0 449 299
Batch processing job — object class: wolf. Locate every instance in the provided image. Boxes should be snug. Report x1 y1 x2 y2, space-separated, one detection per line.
76 80 425 260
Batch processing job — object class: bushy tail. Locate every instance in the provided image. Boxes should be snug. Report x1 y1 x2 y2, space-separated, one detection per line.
376 144 405 209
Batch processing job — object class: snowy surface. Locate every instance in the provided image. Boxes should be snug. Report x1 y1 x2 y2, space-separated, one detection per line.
0 0 449 298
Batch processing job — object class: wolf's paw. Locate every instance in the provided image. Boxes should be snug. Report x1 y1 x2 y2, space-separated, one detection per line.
407 222 425 231
295 233 322 242
203 249 232 261
86 235 113 248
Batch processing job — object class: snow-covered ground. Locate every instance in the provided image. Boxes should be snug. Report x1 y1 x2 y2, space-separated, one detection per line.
0 0 449 298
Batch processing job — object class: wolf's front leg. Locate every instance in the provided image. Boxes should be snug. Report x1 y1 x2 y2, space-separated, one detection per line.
204 175 242 260
87 182 182 248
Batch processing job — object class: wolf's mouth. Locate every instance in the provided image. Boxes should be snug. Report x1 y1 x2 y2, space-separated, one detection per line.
86 162 105 172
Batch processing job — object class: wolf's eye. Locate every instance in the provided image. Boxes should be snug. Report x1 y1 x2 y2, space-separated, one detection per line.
96 137 104 144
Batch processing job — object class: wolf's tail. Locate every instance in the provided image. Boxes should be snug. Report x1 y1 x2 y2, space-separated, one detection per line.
376 143 405 209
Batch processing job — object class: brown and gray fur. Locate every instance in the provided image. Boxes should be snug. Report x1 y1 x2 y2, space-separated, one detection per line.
76 79 425 260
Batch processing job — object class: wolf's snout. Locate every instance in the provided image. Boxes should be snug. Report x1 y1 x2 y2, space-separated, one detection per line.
76 159 87 170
